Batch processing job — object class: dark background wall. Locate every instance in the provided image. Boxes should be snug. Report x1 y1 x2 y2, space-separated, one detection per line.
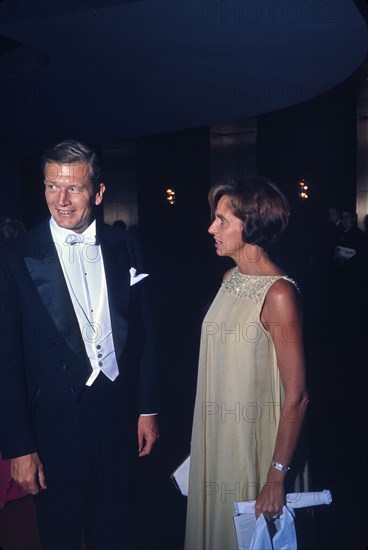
1 78 367 550
258 77 357 217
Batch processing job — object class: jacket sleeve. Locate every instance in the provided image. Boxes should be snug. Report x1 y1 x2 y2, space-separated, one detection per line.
121 231 160 415
0 258 37 458
137 275 160 414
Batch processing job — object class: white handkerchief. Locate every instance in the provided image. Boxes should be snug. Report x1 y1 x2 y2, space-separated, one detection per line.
129 267 149 286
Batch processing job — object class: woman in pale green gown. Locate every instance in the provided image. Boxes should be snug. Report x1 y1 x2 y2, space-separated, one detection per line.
185 177 309 550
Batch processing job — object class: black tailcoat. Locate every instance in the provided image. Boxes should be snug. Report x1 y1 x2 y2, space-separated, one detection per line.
0 219 159 548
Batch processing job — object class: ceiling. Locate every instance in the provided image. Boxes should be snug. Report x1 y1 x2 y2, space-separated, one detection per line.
0 0 367 158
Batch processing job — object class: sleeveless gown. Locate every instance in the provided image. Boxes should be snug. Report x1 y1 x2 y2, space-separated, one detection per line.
185 267 297 550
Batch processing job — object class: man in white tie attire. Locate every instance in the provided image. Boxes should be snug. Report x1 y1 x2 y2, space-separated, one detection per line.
0 140 159 549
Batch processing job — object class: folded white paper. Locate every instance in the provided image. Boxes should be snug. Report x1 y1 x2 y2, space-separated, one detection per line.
248 506 296 550
171 455 190 496
234 490 332 550
286 490 332 508
234 490 332 515
335 245 356 260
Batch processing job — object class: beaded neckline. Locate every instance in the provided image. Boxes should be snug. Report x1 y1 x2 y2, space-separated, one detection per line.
221 267 298 303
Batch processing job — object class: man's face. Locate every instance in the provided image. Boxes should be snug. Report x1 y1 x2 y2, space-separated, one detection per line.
44 162 105 233
341 211 355 231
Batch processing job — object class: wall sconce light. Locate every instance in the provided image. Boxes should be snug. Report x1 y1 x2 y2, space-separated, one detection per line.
166 188 176 205
298 178 309 200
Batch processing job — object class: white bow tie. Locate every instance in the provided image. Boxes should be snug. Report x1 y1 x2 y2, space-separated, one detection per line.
65 234 96 245
65 233 84 245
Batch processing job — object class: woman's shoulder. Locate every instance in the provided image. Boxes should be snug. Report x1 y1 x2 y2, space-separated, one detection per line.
263 276 300 310
268 275 300 296
222 268 235 281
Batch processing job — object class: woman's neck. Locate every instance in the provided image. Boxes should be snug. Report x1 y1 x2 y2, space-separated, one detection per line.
234 244 283 276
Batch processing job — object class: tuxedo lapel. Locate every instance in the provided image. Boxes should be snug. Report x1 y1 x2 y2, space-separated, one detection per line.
23 222 86 363
99 226 130 362
23 221 131 365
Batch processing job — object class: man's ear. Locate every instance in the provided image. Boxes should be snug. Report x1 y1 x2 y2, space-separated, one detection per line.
95 183 106 205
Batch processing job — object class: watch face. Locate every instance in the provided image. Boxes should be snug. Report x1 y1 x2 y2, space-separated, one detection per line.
272 461 290 472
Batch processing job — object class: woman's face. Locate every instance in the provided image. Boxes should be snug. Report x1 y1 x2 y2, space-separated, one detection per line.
208 195 245 260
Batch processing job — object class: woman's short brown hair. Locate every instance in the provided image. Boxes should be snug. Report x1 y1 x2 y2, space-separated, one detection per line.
209 177 290 249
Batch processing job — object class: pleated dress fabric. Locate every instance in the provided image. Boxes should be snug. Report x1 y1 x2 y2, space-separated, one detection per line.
185 267 296 550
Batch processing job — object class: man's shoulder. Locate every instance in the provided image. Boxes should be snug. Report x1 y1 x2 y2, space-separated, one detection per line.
100 224 143 270
101 223 138 244
0 219 52 263
100 223 141 253
23 219 51 239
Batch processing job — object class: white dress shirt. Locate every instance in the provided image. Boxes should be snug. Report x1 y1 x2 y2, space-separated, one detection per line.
50 217 119 386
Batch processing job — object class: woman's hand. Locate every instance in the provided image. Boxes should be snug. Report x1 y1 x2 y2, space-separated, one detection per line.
255 478 285 521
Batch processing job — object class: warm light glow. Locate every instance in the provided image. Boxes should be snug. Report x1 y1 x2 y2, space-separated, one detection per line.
298 178 309 200
165 187 176 205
